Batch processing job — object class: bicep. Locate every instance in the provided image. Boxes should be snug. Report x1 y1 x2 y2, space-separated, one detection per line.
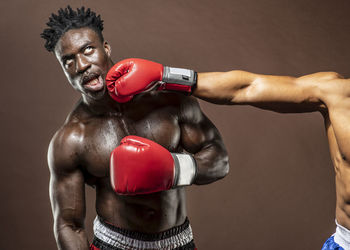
178 98 226 154
179 98 229 184
180 116 224 154
234 75 300 103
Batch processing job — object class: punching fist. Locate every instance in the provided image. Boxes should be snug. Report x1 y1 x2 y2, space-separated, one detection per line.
110 136 197 195
105 58 197 103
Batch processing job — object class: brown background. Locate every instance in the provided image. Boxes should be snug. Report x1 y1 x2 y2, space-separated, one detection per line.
1 0 350 249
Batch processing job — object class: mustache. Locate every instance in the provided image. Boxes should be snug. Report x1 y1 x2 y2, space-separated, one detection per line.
81 72 102 85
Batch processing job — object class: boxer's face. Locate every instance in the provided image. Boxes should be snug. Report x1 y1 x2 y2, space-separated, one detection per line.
54 27 112 100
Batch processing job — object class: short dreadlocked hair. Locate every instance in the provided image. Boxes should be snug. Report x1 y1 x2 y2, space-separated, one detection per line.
41 6 104 52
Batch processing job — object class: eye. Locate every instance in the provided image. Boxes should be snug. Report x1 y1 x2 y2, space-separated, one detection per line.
64 59 74 69
84 46 94 55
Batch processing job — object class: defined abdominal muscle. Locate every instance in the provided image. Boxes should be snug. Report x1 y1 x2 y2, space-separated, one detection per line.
95 188 186 233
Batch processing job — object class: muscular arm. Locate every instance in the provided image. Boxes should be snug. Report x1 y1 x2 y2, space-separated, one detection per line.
196 69 350 158
195 71 339 112
48 128 89 250
179 97 229 185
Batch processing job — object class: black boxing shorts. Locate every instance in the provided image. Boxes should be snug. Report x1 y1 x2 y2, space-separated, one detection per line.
90 216 197 250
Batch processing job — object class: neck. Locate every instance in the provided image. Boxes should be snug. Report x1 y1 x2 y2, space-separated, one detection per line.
82 93 126 115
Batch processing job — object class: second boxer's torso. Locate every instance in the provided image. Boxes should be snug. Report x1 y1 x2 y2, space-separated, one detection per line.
66 93 189 233
321 79 350 230
325 116 350 231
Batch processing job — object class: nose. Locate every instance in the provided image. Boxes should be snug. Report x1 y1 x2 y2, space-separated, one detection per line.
75 54 90 74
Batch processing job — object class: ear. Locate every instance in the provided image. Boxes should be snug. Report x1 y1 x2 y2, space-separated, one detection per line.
103 41 111 57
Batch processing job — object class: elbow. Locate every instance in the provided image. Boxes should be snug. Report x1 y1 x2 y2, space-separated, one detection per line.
193 142 230 184
54 219 85 239
209 144 230 181
193 156 229 185
216 155 230 180
204 154 230 184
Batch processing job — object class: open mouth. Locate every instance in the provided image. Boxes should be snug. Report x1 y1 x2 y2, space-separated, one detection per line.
83 74 104 91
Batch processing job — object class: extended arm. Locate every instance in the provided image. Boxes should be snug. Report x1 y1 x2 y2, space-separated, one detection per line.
195 71 336 112
48 129 89 250
179 97 229 185
196 70 350 159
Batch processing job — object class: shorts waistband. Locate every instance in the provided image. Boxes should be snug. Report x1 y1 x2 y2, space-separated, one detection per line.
92 216 195 250
334 220 350 250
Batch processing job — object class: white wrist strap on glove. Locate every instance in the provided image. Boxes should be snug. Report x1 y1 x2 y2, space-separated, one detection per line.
171 153 197 187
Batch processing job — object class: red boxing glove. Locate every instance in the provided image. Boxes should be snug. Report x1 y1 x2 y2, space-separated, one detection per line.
105 58 163 103
105 58 197 103
110 136 197 195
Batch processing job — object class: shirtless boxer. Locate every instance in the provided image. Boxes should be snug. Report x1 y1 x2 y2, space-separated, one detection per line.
115 58 350 249
41 7 229 250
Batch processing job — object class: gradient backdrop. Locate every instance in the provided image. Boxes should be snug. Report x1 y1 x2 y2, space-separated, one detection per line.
1 0 350 249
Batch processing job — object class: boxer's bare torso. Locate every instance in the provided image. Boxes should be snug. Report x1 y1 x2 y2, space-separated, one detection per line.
49 91 228 248
47 27 228 249
52 92 195 231
197 71 350 229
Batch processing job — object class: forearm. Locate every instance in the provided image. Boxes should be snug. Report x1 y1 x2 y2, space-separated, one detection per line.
55 222 90 250
192 141 229 185
49 173 88 250
194 71 255 104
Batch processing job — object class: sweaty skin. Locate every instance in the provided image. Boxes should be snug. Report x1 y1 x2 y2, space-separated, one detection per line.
195 71 350 230
48 28 228 250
